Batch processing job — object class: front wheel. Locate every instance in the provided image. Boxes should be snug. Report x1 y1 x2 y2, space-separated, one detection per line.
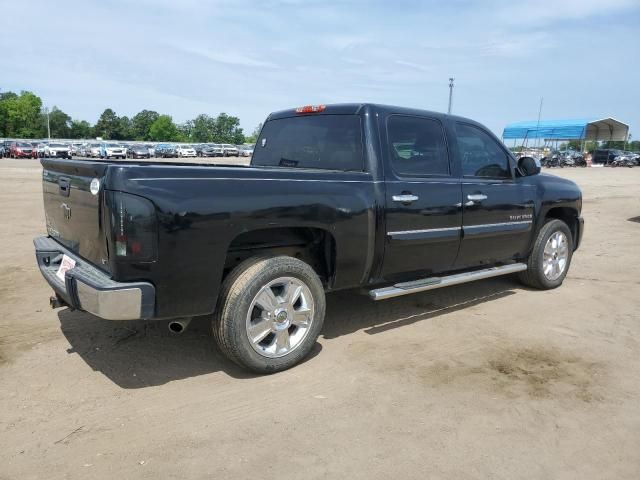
213 256 326 373
519 219 573 289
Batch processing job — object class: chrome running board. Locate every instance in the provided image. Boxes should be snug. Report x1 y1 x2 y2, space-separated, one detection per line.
369 263 527 301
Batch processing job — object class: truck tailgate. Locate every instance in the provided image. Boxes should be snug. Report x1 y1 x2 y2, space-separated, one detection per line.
41 159 110 272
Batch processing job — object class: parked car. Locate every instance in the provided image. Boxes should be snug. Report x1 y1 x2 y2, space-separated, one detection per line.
154 144 176 158
2 140 12 157
237 144 254 157
99 143 126 159
35 143 47 158
126 144 151 159
176 145 197 157
86 143 101 158
201 144 224 157
43 143 71 159
611 152 639 168
193 144 205 157
146 144 156 157
593 149 624 165
221 144 239 156
35 103 583 373
10 141 36 158
70 143 83 156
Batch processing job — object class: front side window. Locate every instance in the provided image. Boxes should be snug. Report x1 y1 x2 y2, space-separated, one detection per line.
456 123 511 178
387 115 449 176
252 114 363 171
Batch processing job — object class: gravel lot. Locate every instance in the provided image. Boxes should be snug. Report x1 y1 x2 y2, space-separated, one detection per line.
1 159 639 479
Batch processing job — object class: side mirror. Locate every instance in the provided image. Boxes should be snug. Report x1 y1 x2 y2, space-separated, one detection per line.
517 156 541 177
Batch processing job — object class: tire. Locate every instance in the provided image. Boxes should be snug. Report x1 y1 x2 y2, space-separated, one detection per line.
213 256 326 373
518 218 573 290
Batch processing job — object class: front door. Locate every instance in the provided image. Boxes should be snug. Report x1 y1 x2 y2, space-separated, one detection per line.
453 122 535 268
381 114 462 281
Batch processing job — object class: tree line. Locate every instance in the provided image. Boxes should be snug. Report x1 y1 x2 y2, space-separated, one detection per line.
0 89 260 144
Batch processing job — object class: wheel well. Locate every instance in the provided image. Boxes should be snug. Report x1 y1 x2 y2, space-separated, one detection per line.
224 227 336 287
545 207 578 245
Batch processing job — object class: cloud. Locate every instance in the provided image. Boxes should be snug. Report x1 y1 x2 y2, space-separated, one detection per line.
178 47 279 69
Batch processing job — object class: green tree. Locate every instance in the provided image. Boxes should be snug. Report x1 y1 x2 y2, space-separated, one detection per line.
117 116 133 140
148 115 180 141
213 113 244 144
601 140 626 150
47 106 72 138
189 114 216 142
69 120 93 139
131 110 160 140
178 121 193 142
0 90 45 137
94 108 120 139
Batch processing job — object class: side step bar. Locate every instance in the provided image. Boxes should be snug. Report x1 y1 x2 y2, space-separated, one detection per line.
369 263 527 301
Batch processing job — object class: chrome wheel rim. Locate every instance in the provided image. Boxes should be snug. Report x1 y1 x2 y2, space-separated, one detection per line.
246 277 315 358
543 231 569 281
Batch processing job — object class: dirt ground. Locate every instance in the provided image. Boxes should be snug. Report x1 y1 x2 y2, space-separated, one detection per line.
1 159 639 480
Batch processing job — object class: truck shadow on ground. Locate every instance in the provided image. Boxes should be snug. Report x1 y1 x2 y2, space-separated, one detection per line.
58 276 518 389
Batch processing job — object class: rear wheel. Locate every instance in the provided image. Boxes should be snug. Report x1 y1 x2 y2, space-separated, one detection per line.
213 256 326 373
519 219 573 289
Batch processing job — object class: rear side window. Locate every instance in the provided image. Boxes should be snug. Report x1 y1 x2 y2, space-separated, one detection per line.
252 115 363 171
456 123 511 178
387 115 449 176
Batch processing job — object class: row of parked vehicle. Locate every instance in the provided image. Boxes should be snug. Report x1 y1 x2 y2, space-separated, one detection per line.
515 148 640 168
1 140 74 159
1 140 255 160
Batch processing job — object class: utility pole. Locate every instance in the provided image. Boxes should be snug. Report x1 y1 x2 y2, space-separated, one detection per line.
448 77 454 114
45 107 51 141
535 97 543 148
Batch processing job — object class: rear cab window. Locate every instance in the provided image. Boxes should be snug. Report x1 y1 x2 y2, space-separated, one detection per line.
251 114 364 171
386 115 450 176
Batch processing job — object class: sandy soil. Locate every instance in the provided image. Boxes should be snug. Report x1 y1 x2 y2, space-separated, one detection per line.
1 159 639 479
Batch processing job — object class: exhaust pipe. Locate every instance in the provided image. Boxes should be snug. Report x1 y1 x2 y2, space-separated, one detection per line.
49 295 68 309
168 318 191 334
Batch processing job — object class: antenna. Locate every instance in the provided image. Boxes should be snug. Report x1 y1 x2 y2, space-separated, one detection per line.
448 78 454 114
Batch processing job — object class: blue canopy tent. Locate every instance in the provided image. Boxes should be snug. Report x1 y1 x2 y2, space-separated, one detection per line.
502 118 629 148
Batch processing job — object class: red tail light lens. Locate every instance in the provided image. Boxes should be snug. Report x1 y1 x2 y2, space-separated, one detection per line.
107 191 157 262
295 105 326 114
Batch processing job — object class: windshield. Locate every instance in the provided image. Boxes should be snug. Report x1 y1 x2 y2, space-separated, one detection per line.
252 114 363 171
18 142 33 147
106 143 119 148
49 143 66 148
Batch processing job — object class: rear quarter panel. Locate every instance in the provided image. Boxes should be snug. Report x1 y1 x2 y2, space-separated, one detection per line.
107 165 376 318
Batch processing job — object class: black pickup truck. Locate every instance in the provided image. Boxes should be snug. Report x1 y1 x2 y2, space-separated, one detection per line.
35 103 584 372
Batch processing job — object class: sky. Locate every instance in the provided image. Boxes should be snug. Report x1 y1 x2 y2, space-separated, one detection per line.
2 0 639 138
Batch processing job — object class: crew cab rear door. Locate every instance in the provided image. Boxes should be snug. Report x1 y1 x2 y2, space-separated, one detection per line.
380 114 462 281
452 122 535 268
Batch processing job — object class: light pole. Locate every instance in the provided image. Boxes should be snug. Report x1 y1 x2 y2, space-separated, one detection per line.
45 107 51 141
448 77 454 114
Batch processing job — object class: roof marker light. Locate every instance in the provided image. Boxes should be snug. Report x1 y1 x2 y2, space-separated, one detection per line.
295 105 326 114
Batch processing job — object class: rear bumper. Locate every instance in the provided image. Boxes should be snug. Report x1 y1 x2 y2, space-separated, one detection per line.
34 236 155 320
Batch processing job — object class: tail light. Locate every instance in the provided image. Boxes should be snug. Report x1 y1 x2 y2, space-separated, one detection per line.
295 104 326 114
107 191 157 262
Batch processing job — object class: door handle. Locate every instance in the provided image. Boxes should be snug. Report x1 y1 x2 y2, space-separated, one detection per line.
467 194 487 201
392 194 419 203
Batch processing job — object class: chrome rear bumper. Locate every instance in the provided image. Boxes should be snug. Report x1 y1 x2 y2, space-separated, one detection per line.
34 236 155 320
